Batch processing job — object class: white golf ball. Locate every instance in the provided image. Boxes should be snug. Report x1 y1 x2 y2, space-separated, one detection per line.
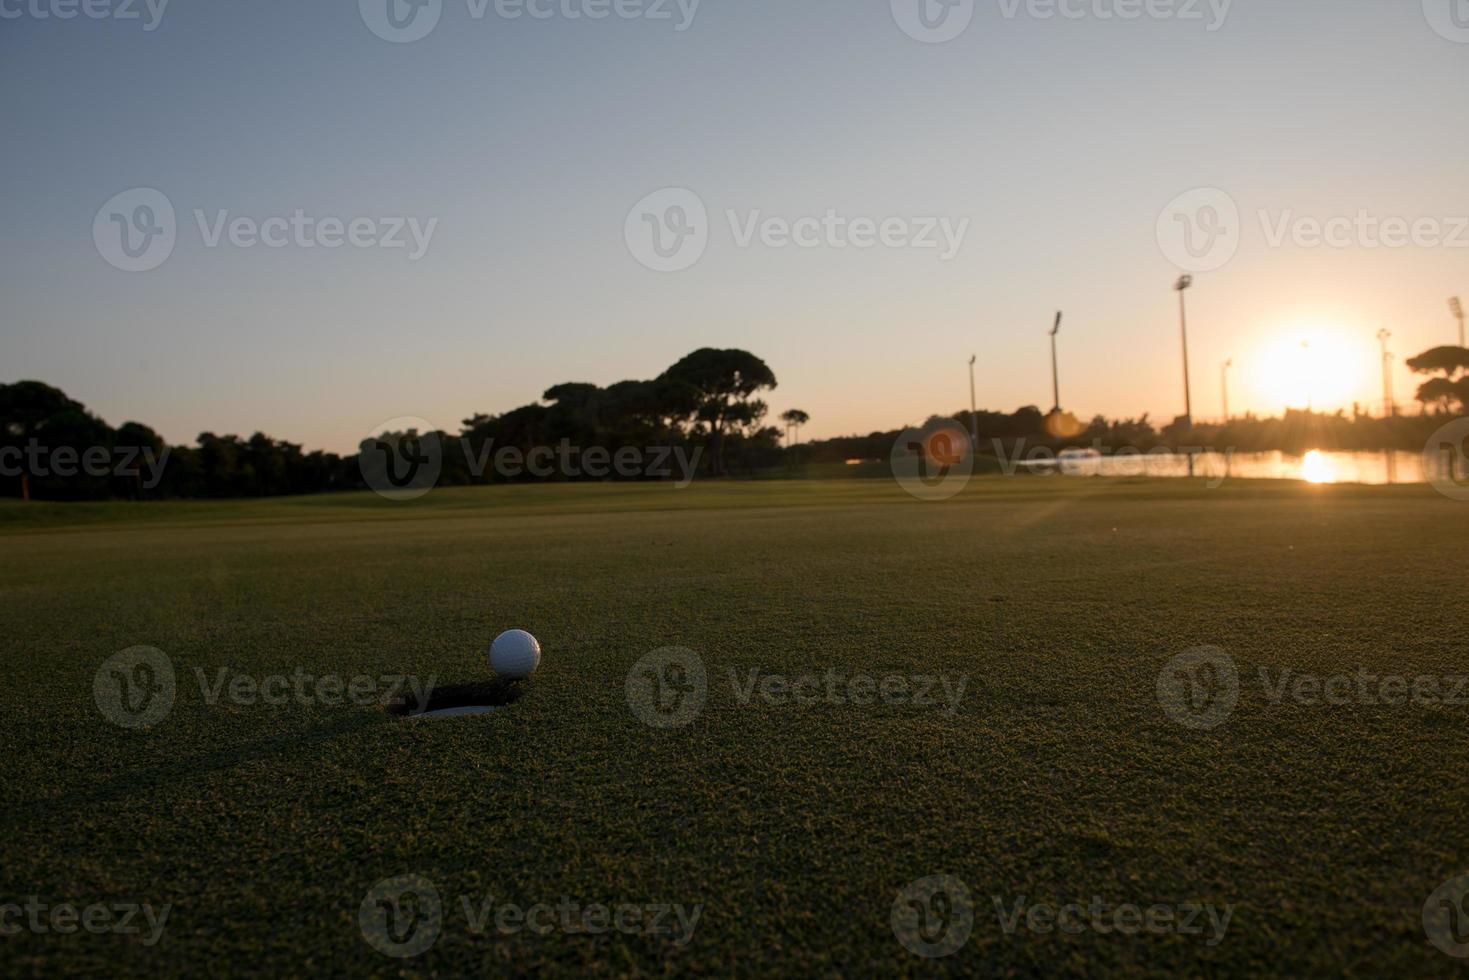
490 629 541 679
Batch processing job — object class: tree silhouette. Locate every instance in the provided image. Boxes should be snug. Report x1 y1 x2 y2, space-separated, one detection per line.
1416 377 1469 414
0 381 102 501
779 409 810 447
113 421 165 499
660 349 777 476
15 337 1469 502
1407 345 1469 413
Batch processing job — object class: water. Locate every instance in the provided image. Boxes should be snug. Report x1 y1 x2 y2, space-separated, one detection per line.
1021 450 1432 486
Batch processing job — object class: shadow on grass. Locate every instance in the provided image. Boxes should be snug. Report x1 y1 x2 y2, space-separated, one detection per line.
11 679 525 827
6 709 391 827
385 678 525 717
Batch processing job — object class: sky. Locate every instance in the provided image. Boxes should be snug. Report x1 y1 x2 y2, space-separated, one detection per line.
3 0 1467 452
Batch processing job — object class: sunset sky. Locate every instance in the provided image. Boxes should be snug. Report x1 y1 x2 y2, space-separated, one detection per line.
3 0 1467 451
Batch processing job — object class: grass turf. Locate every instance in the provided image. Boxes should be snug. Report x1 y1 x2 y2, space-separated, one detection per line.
0 476 1465 976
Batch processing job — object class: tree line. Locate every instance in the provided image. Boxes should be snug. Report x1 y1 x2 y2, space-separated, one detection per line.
3 343 1465 501
0 349 785 501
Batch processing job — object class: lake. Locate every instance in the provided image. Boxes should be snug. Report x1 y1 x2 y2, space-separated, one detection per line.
1018 449 1445 486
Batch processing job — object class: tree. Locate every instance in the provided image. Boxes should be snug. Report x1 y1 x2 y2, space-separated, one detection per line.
542 383 600 406
113 421 166 499
0 381 105 501
779 409 810 447
1407 345 1469 413
730 399 767 436
541 383 603 445
660 349 777 476
651 377 702 434
1416 377 1469 415
1406 346 1469 378
600 380 672 443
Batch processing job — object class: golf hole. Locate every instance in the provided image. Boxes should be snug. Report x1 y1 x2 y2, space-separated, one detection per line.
385 679 524 720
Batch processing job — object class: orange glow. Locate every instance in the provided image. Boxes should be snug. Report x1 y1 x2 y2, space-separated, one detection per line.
1256 326 1370 413
1300 450 1337 484
925 431 966 466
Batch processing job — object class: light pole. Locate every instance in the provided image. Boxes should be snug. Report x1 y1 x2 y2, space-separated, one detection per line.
1378 328 1398 483
1175 277 1194 425
1301 339 1313 412
1377 329 1395 417
1049 312 1063 413
1221 358 1233 421
968 355 978 447
1174 276 1194 476
1452 297 1465 348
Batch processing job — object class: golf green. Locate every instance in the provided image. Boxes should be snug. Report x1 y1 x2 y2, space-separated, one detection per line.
1 477 1464 976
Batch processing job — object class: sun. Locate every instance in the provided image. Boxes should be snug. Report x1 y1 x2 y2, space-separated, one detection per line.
1256 325 1370 413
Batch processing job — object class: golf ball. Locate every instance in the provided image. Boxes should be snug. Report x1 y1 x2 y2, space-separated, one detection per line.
490 629 541 679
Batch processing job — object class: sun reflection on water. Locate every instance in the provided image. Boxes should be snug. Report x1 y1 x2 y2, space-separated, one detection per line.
1300 450 1337 484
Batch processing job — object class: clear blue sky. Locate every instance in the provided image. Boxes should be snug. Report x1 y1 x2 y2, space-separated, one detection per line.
3 0 1467 451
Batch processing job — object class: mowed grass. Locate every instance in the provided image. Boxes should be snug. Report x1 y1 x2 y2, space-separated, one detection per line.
0 476 1465 976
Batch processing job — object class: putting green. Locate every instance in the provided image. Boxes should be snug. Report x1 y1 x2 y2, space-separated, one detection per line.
1 477 1464 975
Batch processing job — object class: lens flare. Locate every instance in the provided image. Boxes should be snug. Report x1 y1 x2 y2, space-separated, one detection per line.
926 431 964 466
1043 410 1085 439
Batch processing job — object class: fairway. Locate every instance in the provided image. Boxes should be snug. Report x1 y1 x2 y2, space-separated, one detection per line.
2 477 1466 975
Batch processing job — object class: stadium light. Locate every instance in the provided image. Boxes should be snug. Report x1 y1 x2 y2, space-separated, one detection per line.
968 355 978 447
1221 358 1233 421
1049 312 1063 413
1377 329 1395 417
1174 276 1195 476
1175 277 1194 426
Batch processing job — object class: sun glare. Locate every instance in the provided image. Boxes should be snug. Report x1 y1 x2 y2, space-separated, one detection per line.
1256 327 1369 414
1300 450 1337 484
